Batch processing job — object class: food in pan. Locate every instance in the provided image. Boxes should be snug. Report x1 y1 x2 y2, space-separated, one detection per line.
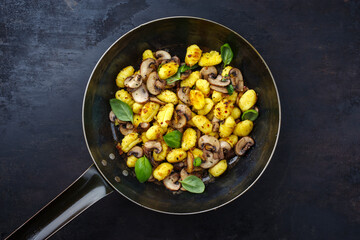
109 43 258 193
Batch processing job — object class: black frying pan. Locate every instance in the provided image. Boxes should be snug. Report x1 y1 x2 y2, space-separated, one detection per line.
6 16 281 239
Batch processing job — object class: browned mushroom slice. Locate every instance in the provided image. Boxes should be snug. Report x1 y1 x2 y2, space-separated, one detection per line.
219 140 231 159
208 75 230 87
149 96 166 105
200 66 217 80
124 74 143 89
155 50 171 60
170 104 192 129
198 135 220 152
143 141 162 155
173 162 185 171
210 85 228 93
186 151 194 173
171 56 180 66
147 72 166 95
177 87 191 105
200 149 220 169
163 173 181 191
229 68 244 92
119 122 134 135
235 136 255 156
180 168 189 181
179 168 189 191
212 117 220 132
170 111 187 129
180 69 191 80
143 141 162 167
176 104 192 120
127 146 144 158
109 111 116 122
139 122 151 130
131 83 149 103
140 58 156 80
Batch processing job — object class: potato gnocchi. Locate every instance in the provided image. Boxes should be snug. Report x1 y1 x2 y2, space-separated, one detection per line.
110 44 259 193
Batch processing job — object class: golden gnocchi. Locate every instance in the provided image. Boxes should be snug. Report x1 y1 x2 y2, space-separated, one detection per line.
110 44 259 193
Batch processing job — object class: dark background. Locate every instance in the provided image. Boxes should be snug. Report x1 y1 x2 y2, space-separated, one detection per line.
1 0 360 239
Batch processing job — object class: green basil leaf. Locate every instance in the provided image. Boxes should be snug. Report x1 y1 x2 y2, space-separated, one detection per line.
163 130 182 148
134 156 152 183
179 175 205 193
179 64 190 73
226 84 234 95
109 98 133 123
241 109 259 121
190 63 199 70
166 73 181 84
193 157 202 167
221 43 233 67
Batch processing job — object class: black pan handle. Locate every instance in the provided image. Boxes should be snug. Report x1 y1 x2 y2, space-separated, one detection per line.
6 164 114 240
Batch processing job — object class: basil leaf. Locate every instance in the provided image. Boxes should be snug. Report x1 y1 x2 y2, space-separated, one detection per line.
241 109 259 121
179 64 189 73
109 98 133 123
134 156 152 183
166 64 198 84
179 175 205 193
193 157 202 167
163 130 182 148
166 71 181 84
226 84 234 95
221 43 233 67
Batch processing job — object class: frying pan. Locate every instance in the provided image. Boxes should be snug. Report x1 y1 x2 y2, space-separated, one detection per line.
6 16 281 239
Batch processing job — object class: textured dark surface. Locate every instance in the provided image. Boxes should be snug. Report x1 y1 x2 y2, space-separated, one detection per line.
0 0 359 239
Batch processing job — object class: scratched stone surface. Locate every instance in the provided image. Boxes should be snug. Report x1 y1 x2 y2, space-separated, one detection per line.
1 0 360 239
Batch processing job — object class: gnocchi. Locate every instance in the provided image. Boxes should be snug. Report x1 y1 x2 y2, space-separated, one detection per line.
110 44 259 193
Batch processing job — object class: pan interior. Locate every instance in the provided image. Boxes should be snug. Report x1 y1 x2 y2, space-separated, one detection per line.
83 17 280 214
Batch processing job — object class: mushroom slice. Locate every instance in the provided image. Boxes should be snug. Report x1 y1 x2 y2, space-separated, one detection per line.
200 66 217 80
147 72 166 95
208 75 230 87
235 136 255 156
143 141 162 154
127 146 144 158
196 129 201 140
171 104 192 129
210 85 228 93
131 83 149 103
173 162 185 171
163 173 181 191
212 117 220 132
140 58 156 80
198 135 220 152
170 111 187 129
143 141 162 167
186 151 194 173
219 141 231 159
171 56 180 66
119 122 134 135
201 149 220 169
139 122 151 130
155 50 171 60
229 68 244 92
149 96 166 105
176 104 192 121
180 69 191 80
179 168 189 191
124 74 143 89
109 111 116 122
177 87 191 105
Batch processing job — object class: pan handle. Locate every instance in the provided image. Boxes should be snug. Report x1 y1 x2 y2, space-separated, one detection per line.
6 164 114 240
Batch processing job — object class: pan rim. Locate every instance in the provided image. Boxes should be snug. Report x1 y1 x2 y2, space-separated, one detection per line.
82 16 281 215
